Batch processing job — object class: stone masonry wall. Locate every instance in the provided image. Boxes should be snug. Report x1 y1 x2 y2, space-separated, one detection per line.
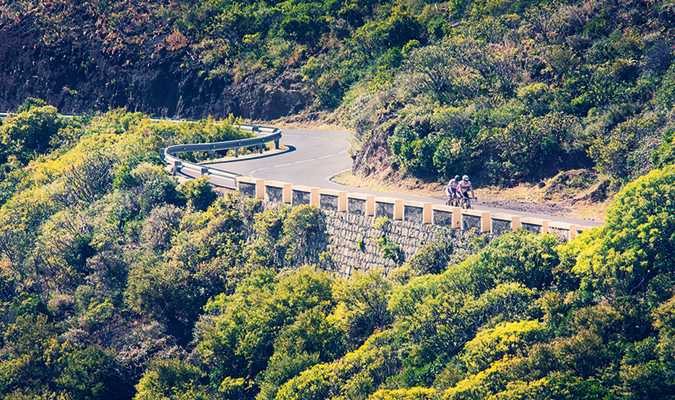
323 210 438 277
257 199 476 278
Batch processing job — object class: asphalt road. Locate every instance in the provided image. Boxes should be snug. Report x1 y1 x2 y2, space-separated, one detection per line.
198 128 603 227
3 112 602 226
204 128 354 189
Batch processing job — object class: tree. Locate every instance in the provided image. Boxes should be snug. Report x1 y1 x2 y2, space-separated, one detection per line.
332 269 394 347
460 320 550 375
195 267 335 393
50 151 117 208
134 358 207 400
179 176 217 211
56 344 116 400
0 99 61 163
568 165 675 298
0 314 59 396
280 205 327 266
141 204 184 252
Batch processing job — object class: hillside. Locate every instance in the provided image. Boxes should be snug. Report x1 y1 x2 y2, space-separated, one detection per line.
2 1 675 397
2 0 675 194
0 105 675 400
0 0 314 120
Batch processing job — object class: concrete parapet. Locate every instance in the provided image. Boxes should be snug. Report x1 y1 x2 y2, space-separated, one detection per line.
492 212 527 234
512 215 521 230
347 193 375 216
291 185 312 206
548 220 572 240
238 176 265 199
234 179 594 243
310 187 319 206
264 180 292 204
521 217 548 234
432 205 461 228
319 189 348 212
462 209 486 232
404 201 433 224
375 197 404 220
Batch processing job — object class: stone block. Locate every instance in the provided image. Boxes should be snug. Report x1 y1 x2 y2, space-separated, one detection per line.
548 221 572 241
375 197 403 220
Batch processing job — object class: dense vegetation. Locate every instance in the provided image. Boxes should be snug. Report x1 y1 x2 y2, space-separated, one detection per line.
2 0 675 398
2 103 675 399
2 0 675 186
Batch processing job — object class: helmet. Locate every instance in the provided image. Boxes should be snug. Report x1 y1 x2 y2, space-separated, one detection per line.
454 175 460 181
463 175 469 181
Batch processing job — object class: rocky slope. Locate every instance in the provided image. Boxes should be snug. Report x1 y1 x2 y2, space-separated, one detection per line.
0 1 313 119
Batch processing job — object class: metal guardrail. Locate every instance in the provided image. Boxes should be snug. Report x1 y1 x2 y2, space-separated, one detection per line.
1 111 279 189
161 124 282 188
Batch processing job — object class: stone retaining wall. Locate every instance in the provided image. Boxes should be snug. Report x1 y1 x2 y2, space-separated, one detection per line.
236 176 593 277
323 210 448 277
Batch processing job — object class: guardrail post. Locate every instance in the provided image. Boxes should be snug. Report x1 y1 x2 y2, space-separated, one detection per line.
200 167 209 177
172 161 181 176
235 148 239 158
274 139 280 149
423 203 432 223
310 188 320 206
366 195 375 216
512 216 521 231
393 199 404 220
481 212 491 232
255 179 265 200
207 150 214 160
451 207 461 228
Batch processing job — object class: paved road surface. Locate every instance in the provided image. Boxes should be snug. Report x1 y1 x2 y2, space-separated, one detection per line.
198 128 602 227
0 112 602 226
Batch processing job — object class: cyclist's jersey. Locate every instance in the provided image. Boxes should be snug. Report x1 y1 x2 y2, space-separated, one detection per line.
446 179 459 194
458 180 472 194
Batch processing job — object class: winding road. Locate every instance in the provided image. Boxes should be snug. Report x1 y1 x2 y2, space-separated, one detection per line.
192 127 602 227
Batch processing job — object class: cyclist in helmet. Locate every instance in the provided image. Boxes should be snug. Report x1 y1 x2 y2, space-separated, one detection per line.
457 175 474 202
445 175 460 205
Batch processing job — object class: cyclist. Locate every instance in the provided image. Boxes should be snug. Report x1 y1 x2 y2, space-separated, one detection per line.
445 175 460 206
457 175 475 208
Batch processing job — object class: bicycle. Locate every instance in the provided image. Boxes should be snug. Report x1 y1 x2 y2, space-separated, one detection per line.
446 192 460 207
458 195 477 209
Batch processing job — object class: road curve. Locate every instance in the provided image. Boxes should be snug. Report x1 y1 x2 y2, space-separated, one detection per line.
202 127 603 227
